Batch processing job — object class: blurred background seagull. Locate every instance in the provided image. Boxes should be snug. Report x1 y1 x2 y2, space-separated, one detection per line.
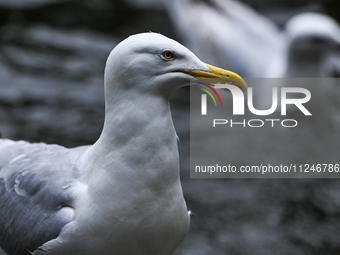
0 32 246 255
164 0 286 78
278 12 340 78
164 0 340 79
261 12 340 120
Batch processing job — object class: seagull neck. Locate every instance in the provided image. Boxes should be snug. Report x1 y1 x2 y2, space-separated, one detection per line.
83 92 180 185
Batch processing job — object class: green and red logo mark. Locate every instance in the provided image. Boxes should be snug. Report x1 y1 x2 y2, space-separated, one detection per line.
198 84 222 106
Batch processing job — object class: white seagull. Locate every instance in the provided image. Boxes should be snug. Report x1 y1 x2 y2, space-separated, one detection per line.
0 32 246 255
164 0 286 78
279 12 340 78
165 0 340 78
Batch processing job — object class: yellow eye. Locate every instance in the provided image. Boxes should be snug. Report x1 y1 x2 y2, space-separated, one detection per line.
162 50 175 60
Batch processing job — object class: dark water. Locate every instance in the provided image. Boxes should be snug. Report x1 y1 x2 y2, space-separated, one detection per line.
1 0 340 254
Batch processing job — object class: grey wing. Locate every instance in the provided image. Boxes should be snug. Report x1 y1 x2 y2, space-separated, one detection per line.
0 140 88 255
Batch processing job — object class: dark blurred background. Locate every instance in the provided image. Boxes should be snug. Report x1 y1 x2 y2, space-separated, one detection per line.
1 0 340 254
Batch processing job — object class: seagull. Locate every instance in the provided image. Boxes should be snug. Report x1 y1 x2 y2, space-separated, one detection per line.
0 32 246 255
276 12 340 78
164 0 340 79
164 0 286 78
165 0 340 118
267 13 340 126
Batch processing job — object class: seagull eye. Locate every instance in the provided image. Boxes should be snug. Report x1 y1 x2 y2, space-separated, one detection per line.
162 50 175 60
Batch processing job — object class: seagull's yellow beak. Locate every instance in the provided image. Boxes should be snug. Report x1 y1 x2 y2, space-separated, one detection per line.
181 63 247 92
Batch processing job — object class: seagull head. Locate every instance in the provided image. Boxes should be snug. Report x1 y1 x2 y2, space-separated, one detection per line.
285 13 340 76
104 32 247 97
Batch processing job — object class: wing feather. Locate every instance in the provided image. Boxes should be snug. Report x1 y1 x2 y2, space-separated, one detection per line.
0 140 88 255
